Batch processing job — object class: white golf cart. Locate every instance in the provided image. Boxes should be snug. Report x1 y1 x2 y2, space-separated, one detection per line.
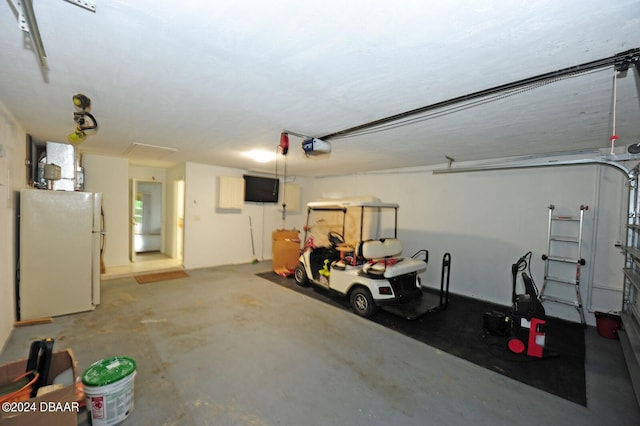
294 199 436 318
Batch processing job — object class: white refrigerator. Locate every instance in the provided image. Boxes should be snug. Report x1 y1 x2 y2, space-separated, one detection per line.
19 189 103 320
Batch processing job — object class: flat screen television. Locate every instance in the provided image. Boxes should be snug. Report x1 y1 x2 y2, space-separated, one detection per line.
243 175 279 203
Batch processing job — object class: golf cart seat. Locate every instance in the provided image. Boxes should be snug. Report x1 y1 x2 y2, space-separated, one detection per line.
332 239 402 271
362 238 402 259
362 238 427 278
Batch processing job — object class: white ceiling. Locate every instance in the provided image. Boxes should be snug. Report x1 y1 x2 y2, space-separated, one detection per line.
1 0 639 177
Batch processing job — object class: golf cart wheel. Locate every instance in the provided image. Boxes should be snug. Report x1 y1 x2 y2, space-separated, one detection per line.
294 263 309 287
350 287 378 317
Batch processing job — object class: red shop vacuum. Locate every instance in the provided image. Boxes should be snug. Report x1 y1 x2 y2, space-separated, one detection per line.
483 252 547 358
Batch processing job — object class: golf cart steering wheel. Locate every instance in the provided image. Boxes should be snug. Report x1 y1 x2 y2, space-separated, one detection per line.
328 231 345 248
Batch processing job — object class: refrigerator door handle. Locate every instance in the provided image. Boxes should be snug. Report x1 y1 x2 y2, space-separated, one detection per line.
91 193 103 306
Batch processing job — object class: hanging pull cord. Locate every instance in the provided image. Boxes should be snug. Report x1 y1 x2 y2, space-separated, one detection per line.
610 70 619 155
281 153 287 224
274 145 288 225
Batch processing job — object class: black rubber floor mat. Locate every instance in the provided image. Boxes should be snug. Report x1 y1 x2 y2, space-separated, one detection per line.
257 271 586 406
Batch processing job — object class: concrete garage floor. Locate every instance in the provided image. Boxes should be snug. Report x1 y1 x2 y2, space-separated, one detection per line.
1 261 639 425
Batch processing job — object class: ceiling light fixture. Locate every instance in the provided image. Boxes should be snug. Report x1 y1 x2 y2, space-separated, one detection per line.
72 94 91 110
68 94 98 145
244 149 276 163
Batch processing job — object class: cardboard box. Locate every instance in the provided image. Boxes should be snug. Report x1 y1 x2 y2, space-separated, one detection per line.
272 230 300 272
0 349 78 426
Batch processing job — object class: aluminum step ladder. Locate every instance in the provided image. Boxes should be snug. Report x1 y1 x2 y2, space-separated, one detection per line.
539 204 587 325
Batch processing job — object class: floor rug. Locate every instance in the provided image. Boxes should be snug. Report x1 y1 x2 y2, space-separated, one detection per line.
256 271 586 406
135 270 189 284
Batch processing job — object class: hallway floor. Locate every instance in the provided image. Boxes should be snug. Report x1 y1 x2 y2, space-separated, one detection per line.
1 261 639 425
101 252 183 280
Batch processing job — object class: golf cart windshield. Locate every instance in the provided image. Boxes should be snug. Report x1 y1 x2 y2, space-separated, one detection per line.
303 201 399 248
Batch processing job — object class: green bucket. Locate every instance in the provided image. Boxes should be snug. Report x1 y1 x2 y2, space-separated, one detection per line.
82 356 137 426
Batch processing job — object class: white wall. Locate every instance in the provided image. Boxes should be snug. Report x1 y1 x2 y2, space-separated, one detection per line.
182 162 304 269
298 162 628 325
178 158 630 324
83 154 130 267
82 160 188 268
0 103 26 352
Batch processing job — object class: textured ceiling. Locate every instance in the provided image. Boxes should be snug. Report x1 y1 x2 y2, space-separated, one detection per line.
1 0 639 177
